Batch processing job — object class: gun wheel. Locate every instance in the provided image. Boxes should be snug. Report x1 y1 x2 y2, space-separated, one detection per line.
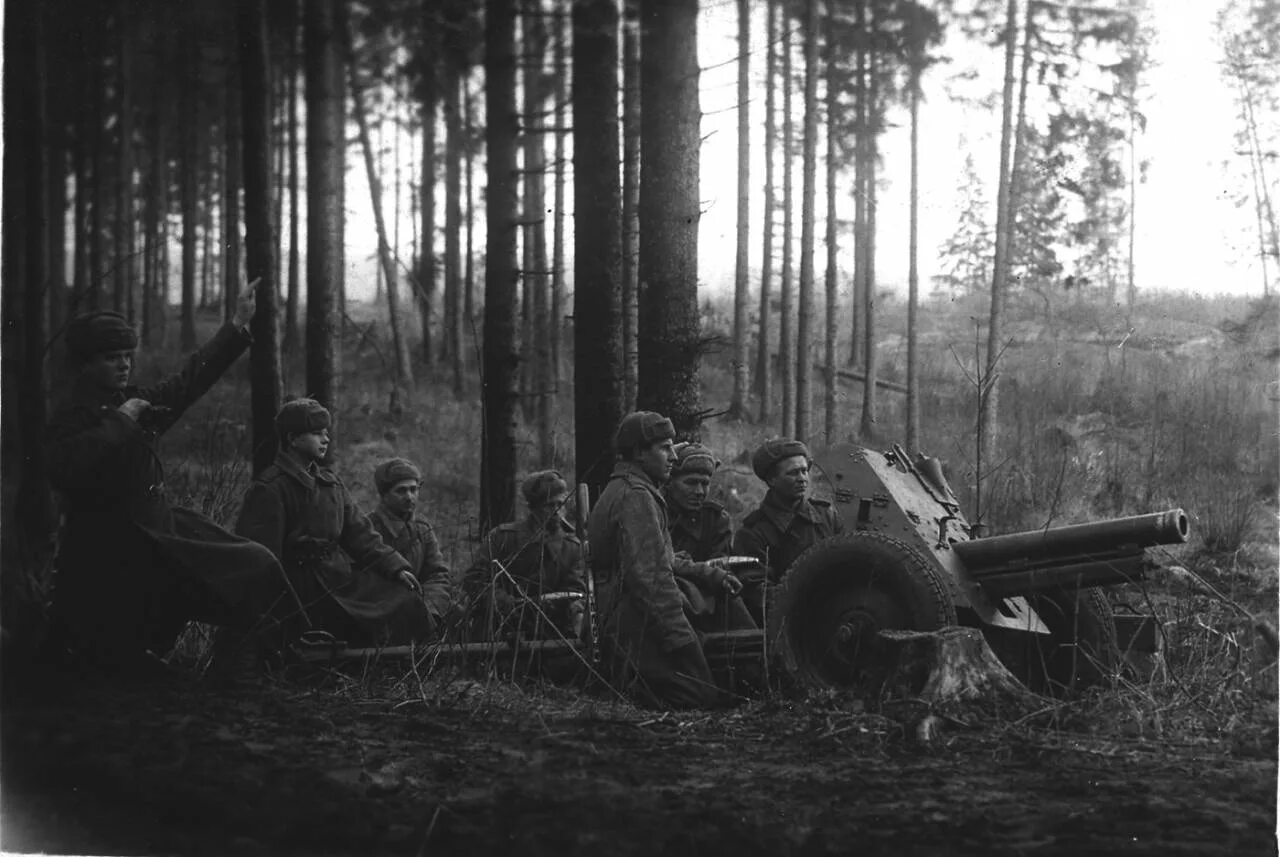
775 532 956 689
984 587 1119 696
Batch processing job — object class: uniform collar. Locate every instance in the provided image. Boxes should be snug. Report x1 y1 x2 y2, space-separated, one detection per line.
760 489 816 530
71 374 128 409
274 450 332 489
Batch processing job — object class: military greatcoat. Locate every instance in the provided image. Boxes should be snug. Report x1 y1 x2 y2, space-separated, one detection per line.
464 516 585 638
587 461 720 709
665 499 757 632
45 323 288 664
368 505 454 633
235 452 431 646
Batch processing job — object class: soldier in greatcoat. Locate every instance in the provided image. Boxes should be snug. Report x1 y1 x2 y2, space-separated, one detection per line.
464 470 585 641
732 438 845 626
44 282 289 675
366 457 454 637
587 411 730 709
235 399 431 647
664 442 756 634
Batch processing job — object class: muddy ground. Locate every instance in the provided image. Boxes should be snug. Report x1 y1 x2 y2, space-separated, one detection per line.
2 664 1275 857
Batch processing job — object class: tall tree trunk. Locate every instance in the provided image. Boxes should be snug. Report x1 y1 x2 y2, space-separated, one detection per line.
90 28 107 313
305 0 343 410
637 0 702 436
224 53 243 322
47 105 67 348
142 50 166 348
756 0 776 421
285 13 301 354
905 59 921 453
418 3 439 368
180 24 199 350
573 0 624 496
349 44 415 391
522 0 554 463
550 0 567 393
443 50 465 393
239 0 283 475
823 4 838 445
779 16 795 436
1240 84 1279 292
621 0 640 413
859 44 879 440
464 77 476 334
72 104 90 317
482 0 520 528
728 0 751 419
849 0 866 369
796 0 818 442
114 0 134 320
982 0 1020 522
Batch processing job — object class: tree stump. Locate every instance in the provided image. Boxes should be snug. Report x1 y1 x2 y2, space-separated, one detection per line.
876 627 1047 741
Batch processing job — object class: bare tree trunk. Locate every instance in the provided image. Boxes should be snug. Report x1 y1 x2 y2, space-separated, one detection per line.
444 64 465 394
72 103 90 316
637 0 703 436
522 0 554 463
796 0 818 442
823 3 838 445
573 0 624 495
464 77 476 332
482 0 520 529
756 0 776 421
551 0 567 393
419 2 440 368
285 12 301 354
239 0 283 475
849 0 866 370
859 43 879 440
982 0 1020 521
90 28 107 313
621 0 640 413
305 0 343 410
114 0 135 321
728 0 751 419
180 23 199 351
350 45 415 392
224 49 243 323
906 59 922 453
779 17 796 437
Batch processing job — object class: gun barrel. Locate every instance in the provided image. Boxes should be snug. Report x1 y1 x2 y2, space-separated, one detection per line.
955 508 1189 574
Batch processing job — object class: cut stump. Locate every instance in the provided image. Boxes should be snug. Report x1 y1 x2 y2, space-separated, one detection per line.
876 627 1047 740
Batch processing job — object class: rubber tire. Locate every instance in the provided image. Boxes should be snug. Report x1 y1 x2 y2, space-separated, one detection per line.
774 532 957 689
983 587 1119 696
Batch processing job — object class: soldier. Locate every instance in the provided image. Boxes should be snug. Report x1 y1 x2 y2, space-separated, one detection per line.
235 399 432 647
587 411 729 709
464 470 585 641
664 442 756 633
366 458 454 638
43 280 289 678
733 438 844 626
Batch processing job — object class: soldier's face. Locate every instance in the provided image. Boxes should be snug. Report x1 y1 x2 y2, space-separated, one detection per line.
382 479 420 517
667 472 710 512
637 439 677 484
83 349 134 392
768 455 810 502
289 428 330 462
531 490 569 529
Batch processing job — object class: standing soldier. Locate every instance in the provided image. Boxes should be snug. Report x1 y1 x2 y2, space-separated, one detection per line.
43 280 288 678
587 411 727 709
235 399 432 647
664 442 756 633
733 438 844 626
464 470 585 641
366 458 454 638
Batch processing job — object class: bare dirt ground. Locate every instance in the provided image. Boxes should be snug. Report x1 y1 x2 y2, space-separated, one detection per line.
2 662 1275 857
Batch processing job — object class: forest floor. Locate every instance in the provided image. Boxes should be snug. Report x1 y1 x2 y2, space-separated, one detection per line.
2 658 1275 857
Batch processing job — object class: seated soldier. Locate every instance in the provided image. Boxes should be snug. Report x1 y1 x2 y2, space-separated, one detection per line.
464 470 585 641
588 411 733 710
366 458 454 638
732 438 844 627
664 442 756 633
235 399 432 647
43 280 289 680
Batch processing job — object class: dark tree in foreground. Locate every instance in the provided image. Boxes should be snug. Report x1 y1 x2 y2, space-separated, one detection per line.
637 0 702 436
240 0 282 475
304 0 343 410
573 0 625 497
728 0 750 419
481 0 520 528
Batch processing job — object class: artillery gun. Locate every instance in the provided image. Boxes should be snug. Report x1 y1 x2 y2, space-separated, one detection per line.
771 442 1188 694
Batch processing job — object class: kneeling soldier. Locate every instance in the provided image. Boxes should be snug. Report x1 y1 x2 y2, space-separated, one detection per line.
464 470 585 641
